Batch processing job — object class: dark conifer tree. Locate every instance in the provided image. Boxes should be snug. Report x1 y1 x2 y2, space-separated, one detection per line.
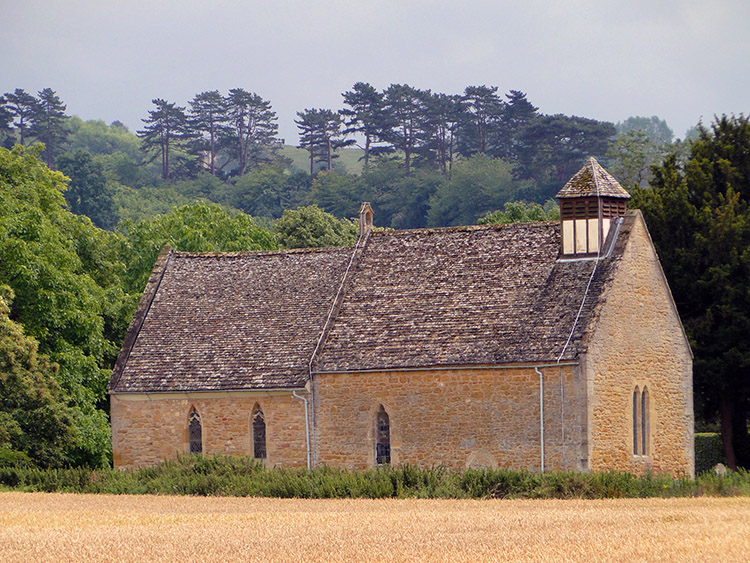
224 89 279 176
138 98 192 180
340 82 389 167
423 92 465 176
459 85 504 157
295 108 353 175
381 84 429 174
3 88 40 146
188 90 230 176
31 88 70 168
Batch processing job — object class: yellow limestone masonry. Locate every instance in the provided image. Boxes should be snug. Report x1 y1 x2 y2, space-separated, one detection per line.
312 365 586 472
583 213 694 476
110 391 308 469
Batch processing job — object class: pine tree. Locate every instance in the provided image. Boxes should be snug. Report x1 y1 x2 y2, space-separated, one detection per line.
31 88 70 168
340 82 389 167
295 108 353 175
3 88 40 146
381 84 429 174
459 85 504 157
188 91 230 176
224 89 279 176
138 99 192 180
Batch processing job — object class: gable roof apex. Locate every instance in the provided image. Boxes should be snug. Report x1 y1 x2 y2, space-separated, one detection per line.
556 157 631 199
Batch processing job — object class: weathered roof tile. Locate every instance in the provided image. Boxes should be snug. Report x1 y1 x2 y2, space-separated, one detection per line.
556 157 631 199
110 213 635 393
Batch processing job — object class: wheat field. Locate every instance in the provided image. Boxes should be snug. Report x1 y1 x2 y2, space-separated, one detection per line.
1 493 749 562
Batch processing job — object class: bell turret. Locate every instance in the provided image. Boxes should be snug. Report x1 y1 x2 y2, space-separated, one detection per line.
556 157 630 257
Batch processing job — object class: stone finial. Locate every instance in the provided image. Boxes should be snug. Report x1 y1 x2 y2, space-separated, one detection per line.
359 202 374 236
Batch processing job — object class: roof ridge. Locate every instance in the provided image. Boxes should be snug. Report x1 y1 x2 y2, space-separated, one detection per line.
172 246 353 258
369 221 555 237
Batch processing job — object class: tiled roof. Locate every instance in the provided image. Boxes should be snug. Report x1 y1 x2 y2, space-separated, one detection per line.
110 212 636 393
109 247 353 392
556 157 631 199
313 216 628 372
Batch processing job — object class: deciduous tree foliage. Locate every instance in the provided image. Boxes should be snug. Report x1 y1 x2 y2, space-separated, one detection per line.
477 200 559 225
57 150 115 229
0 145 128 467
120 202 278 295
274 205 357 249
0 285 76 468
632 115 750 469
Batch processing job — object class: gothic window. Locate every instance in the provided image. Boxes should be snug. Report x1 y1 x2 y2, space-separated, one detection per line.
189 407 202 454
641 387 649 456
632 386 640 455
375 405 391 465
633 386 650 456
252 405 266 459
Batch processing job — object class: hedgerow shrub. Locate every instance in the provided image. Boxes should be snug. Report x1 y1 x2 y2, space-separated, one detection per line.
1 455 749 499
695 433 726 474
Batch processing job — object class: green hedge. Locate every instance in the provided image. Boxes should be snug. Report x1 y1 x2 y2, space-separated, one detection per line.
1 455 749 498
695 433 726 474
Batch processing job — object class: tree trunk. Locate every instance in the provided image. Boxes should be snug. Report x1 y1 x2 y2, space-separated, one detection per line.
719 392 737 470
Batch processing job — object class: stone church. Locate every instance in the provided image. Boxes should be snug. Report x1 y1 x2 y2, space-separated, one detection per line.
108 158 694 476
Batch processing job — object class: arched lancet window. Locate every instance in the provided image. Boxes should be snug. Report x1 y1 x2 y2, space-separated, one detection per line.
252 405 266 459
632 386 640 455
375 405 391 465
189 407 202 454
633 386 650 457
641 387 649 456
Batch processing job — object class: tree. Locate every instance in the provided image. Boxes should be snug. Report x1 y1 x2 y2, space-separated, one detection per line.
273 205 357 249
0 285 77 467
605 129 665 188
0 145 128 467
188 91 230 176
120 202 278 294
295 108 353 175
427 154 532 227
459 85 504 157
632 115 750 469
308 170 363 218
57 150 115 229
0 95 13 148
381 84 429 173
224 89 279 176
2 88 39 146
224 165 309 218
340 82 389 167
31 88 70 168
616 115 673 145
423 93 465 176
138 99 192 180
477 200 559 225
517 114 615 198
67 117 141 159
494 90 538 162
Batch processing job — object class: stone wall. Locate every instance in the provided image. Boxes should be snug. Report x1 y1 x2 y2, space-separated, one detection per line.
584 212 694 476
311 365 587 471
111 390 309 468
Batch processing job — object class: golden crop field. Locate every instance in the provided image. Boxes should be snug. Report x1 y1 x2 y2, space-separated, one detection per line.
1 493 749 562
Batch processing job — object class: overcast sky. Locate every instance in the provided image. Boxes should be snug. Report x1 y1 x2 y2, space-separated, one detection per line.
2 0 748 144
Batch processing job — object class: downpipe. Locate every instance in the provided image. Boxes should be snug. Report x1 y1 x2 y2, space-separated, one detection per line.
535 367 545 472
292 390 311 470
